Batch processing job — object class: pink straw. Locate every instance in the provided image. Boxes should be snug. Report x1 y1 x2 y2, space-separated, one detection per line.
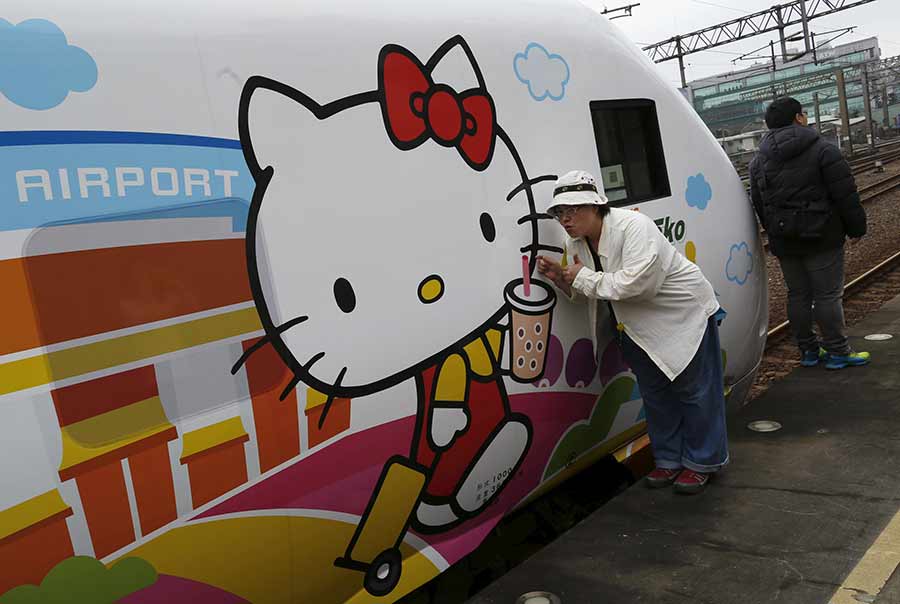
522 255 531 297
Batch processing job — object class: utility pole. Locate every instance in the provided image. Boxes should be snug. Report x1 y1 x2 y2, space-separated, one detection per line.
860 63 876 150
770 41 779 100
835 68 853 156
813 92 823 134
883 84 891 127
676 36 687 89
799 0 812 54
775 5 789 59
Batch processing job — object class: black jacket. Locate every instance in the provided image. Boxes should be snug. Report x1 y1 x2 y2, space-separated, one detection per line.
749 124 867 257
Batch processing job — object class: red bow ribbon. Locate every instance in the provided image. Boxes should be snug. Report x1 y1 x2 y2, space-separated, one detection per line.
379 46 496 171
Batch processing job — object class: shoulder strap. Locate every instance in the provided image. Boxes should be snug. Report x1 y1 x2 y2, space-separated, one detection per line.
586 241 620 333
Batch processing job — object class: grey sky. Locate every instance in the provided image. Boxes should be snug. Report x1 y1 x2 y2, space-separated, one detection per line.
582 0 899 87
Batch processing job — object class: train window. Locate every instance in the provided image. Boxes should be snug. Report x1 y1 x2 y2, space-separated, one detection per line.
589 99 671 206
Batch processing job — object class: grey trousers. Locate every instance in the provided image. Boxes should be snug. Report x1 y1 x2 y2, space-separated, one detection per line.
777 246 850 356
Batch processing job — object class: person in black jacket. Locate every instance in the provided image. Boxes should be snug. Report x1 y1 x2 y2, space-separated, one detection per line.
750 97 869 369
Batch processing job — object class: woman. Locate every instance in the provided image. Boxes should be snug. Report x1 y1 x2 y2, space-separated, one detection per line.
537 170 728 494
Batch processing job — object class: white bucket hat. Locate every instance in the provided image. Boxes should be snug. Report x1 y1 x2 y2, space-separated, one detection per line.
548 170 609 212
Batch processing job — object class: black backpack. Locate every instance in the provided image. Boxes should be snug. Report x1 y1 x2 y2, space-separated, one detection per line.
757 161 832 240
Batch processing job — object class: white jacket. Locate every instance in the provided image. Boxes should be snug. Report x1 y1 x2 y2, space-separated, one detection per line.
565 207 719 381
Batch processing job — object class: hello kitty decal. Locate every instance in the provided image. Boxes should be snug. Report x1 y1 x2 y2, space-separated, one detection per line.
235 35 561 597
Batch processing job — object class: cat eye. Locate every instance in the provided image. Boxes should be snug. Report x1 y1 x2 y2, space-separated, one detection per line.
479 212 496 243
333 278 356 313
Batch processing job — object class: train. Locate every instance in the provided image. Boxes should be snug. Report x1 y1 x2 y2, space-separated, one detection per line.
0 1 767 602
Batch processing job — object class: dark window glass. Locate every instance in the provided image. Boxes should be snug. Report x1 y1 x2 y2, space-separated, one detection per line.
589 99 671 206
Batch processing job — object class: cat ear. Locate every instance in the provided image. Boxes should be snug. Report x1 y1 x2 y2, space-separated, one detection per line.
239 77 321 178
428 43 480 92
426 36 486 91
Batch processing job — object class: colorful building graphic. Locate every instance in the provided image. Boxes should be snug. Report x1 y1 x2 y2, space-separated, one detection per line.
0 130 353 599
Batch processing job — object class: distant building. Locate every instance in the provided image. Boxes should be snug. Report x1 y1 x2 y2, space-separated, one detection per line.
688 37 881 138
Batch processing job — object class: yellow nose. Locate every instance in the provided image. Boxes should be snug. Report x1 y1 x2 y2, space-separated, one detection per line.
418 275 444 304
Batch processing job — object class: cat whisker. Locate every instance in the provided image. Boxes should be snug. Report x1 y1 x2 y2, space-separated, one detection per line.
279 374 303 401
521 243 565 255
506 174 558 202
231 337 269 374
230 315 309 374
318 366 348 429
277 352 325 402
517 212 554 225
304 351 326 371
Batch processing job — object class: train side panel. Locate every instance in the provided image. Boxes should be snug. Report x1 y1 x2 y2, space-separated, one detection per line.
0 2 766 602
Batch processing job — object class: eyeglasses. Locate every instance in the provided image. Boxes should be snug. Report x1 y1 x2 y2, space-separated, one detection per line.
549 205 582 221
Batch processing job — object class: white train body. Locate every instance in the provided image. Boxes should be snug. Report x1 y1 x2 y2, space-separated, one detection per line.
0 1 766 602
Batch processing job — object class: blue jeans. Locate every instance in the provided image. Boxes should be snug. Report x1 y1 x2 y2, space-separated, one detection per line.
620 315 729 473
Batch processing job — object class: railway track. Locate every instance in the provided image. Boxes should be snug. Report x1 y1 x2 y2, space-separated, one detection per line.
859 172 900 201
849 149 900 174
766 248 900 346
749 247 900 402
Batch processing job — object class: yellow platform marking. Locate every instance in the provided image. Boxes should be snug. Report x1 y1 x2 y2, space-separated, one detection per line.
59 396 174 473
0 490 71 542
434 354 467 402
126 514 441 604
0 307 261 397
830 507 900 603
180 417 248 462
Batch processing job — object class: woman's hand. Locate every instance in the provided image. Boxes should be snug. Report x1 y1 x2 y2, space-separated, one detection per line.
538 255 577 297
537 255 563 283
561 255 584 286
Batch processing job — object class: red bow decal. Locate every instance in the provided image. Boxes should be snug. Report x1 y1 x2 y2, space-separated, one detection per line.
379 46 496 171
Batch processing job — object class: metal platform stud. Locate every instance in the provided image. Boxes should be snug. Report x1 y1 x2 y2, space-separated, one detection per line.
865 333 893 341
747 420 782 433
516 592 562 604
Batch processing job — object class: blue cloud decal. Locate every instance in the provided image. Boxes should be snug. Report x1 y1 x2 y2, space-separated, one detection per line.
0 19 98 110
726 242 753 286
686 173 712 210
514 43 570 102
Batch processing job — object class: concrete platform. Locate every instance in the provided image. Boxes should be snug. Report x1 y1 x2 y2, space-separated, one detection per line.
469 295 900 604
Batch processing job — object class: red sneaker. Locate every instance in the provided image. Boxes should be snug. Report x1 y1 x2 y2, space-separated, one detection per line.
645 467 681 489
673 470 710 495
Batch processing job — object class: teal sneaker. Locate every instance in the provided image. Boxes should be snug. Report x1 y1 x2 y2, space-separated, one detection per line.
801 347 827 367
825 351 871 370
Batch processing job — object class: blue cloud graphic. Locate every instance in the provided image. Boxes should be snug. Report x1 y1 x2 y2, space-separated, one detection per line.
0 19 98 110
514 43 570 102
726 242 753 286
686 173 712 210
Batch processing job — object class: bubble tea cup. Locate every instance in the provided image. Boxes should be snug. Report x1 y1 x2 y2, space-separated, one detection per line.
504 278 557 382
